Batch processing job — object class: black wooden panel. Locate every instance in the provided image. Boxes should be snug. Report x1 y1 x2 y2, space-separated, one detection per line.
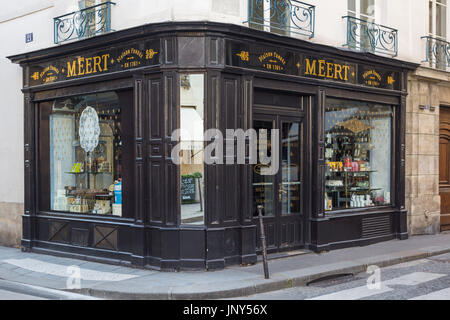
224 227 239 258
163 37 176 65
147 227 161 259
71 228 89 247
160 228 179 260
94 226 118 251
256 222 276 250
134 78 145 223
147 76 165 224
49 221 70 244
209 38 219 65
164 73 178 226
206 72 221 225
242 77 253 223
222 77 240 223
180 229 206 260
178 37 205 67
206 228 225 264
254 89 302 108
150 81 162 140
149 162 163 223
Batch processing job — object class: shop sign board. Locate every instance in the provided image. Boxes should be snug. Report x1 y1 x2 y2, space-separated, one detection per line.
227 40 400 91
27 40 160 86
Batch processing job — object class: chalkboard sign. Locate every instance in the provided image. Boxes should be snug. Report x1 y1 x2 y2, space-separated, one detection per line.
181 176 196 203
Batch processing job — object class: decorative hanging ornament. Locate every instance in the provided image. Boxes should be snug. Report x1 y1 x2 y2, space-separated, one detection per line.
79 106 100 153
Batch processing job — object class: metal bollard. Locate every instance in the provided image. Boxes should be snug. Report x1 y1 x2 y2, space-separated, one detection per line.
257 205 270 279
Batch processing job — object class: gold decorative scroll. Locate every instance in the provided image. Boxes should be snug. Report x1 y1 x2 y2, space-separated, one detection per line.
337 118 373 134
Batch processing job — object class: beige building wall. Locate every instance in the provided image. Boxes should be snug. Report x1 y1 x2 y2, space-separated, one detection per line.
406 67 450 235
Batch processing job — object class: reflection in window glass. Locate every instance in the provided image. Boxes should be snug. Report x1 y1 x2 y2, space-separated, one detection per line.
281 122 301 215
325 98 392 211
253 120 275 217
180 74 205 225
45 92 123 216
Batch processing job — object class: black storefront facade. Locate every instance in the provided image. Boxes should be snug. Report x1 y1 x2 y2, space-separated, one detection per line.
8 22 417 271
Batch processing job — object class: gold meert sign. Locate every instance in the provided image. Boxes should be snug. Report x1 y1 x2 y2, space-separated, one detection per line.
67 54 111 78
304 58 352 81
28 43 160 85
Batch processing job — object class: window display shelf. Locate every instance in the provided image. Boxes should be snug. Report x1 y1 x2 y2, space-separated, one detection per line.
326 170 378 174
66 171 112 175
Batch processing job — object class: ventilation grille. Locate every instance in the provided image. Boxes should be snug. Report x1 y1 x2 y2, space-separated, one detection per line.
362 216 392 239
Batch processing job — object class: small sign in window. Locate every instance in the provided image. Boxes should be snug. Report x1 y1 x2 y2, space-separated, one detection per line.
25 33 33 43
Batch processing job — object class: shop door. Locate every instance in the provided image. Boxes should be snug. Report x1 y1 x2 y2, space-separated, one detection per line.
252 114 304 252
439 106 450 231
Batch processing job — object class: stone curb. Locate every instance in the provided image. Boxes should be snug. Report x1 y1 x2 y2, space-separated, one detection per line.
64 246 450 300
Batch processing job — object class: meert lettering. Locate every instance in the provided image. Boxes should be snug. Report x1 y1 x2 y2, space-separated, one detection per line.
67 54 110 78
305 58 350 81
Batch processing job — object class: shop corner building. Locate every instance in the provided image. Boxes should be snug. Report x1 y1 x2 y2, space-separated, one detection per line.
0 0 448 268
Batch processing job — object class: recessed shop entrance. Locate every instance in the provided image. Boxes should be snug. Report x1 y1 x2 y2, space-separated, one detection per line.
252 91 308 253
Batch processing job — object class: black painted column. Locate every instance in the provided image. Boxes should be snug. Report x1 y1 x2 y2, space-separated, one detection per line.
22 88 35 251
131 74 146 266
310 88 331 252
240 74 257 266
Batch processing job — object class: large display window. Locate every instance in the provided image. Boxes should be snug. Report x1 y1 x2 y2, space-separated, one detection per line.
38 90 133 217
179 74 205 225
325 98 393 211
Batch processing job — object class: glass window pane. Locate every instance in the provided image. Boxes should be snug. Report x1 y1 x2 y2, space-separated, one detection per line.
253 120 275 217
429 0 433 34
361 0 375 17
348 0 356 13
436 3 447 37
325 99 392 211
180 74 205 225
249 0 264 31
281 122 301 215
42 92 123 216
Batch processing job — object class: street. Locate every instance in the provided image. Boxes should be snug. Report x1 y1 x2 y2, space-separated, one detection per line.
0 279 98 300
234 252 450 300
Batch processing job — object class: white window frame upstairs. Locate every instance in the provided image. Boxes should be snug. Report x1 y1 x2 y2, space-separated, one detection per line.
429 0 448 40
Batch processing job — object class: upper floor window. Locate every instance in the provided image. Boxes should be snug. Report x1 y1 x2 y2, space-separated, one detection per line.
247 0 315 38
429 0 447 39
54 0 114 44
348 0 375 22
78 0 108 10
428 0 448 70
78 0 109 38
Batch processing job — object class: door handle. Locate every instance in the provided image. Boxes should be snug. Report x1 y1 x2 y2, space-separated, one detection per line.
278 187 287 202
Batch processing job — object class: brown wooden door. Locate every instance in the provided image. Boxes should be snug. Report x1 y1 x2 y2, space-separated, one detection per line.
439 107 450 231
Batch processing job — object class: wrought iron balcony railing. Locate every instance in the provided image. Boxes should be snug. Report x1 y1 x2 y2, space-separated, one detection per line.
245 0 315 38
343 16 398 57
54 2 115 44
422 36 450 71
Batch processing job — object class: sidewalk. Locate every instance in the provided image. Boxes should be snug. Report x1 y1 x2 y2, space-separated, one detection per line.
0 233 450 299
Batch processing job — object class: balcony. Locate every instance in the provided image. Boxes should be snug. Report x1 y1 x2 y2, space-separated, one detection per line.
54 2 115 44
343 16 398 57
422 36 450 71
245 0 315 38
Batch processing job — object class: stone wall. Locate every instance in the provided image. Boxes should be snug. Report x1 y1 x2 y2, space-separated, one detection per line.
0 202 22 247
406 67 450 235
